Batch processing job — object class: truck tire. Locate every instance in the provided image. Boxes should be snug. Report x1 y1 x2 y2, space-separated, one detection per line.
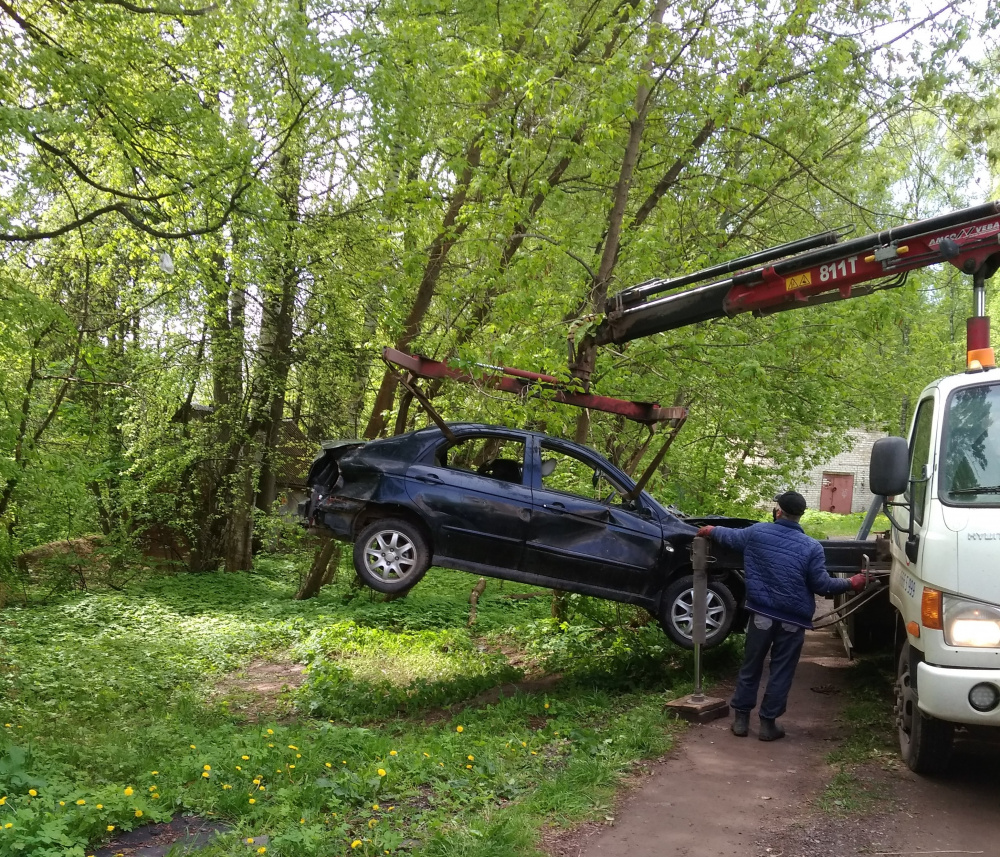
659 575 737 650
895 640 954 774
353 517 431 594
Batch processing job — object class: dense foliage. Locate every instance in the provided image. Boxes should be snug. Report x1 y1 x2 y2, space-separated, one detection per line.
0 0 996 571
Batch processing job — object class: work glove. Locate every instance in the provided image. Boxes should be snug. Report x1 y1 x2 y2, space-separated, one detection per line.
848 573 867 593
696 525 715 539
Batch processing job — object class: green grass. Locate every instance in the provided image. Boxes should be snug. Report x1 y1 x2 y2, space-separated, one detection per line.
817 652 898 815
0 555 740 856
801 510 891 540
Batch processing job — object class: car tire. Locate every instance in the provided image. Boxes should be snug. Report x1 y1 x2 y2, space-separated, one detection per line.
659 574 737 650
896 640 953 774
353 518 431 594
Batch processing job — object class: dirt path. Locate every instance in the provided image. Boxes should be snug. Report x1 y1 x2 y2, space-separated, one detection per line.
556 627 1000 857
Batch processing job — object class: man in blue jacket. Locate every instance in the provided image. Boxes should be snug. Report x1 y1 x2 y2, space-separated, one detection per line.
696 491 867 741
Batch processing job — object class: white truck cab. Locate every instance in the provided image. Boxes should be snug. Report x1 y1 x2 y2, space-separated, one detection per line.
871 365 1000 773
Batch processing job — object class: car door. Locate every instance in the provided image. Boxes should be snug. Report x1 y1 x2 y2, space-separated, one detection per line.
524 438 664 595
404 431 531 571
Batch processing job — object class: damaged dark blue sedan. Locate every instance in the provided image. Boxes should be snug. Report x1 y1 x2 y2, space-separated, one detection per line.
301 423 753 648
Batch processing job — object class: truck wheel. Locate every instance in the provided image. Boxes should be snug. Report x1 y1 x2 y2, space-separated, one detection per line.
659 575 737 650
353 518 431 594
895 640 954 774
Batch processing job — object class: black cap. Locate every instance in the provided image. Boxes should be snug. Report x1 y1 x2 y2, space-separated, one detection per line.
774 491 807 517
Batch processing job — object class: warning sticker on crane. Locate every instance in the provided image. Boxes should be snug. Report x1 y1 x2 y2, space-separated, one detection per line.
785 271 812 291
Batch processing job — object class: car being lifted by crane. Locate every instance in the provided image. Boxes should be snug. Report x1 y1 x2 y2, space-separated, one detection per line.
306 200 1000 773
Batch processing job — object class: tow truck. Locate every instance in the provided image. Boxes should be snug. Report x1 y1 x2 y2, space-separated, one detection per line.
586 200 1000 774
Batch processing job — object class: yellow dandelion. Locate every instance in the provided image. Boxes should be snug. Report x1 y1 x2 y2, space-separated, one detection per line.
253 779 261 785
152 794 160 799
247 838 255 844
388 806 394 811
423 753 430 758
151 771 158 775
124 787 134 796
149 786 156 791
467 755 474 761
28 789 37 797
288 745 298 750
0 797 5 805
107 825 115 832
135 810 143 818
59 801 65 806
531 750 538 755
325 762 332 768
351 840 362 848
259 786 265 791
3 823 11 830
203 765 211 771
389 750 397 756
268 743 275 748
236 766 242 771
242 755 249 760
222 785 232 790
96 804 103 809
300 818 305 824
373 804 379 810
190 745 196 749
544 703 550 709
288 765 295 770
521 742 526 747
368 818 377 828
295 754 301 759
377 768 386 777
202 772 210 778
266 729 274 735
249 798 256 804
257 848 266 855
456 725 463 732
76 799 86 805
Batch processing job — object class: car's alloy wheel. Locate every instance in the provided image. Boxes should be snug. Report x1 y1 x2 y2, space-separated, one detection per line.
353 517 431 593
659 574 737 649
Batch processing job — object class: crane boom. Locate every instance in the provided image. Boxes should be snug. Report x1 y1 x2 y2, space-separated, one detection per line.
596 202 1000 348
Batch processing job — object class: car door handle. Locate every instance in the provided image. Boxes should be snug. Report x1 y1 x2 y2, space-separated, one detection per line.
415 473 443 484
543 503 566 512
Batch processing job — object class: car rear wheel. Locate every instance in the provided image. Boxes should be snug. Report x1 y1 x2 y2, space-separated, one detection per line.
353 518 431 594
659 574 737 649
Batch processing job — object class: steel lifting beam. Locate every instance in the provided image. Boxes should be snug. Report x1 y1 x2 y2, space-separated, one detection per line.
383 347 687 427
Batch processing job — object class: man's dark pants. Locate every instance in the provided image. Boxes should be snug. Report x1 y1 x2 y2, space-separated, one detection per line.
731 614 806 719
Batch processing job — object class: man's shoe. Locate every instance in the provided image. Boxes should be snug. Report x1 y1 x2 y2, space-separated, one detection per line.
758 717 786 741
731 710 750 737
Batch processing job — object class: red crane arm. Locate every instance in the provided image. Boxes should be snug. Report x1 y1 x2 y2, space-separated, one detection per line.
597 202 1000 345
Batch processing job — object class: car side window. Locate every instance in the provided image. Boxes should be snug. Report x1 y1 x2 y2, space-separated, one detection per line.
436 436 525 484
539 445 627 505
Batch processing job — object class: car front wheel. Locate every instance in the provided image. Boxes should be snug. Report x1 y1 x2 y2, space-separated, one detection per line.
353 518 431 594
659 574 737 649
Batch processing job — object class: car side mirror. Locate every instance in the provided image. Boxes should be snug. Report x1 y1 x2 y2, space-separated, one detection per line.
905 533 920 563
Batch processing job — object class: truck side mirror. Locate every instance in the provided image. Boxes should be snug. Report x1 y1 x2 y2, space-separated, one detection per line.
870 437 909 496
905 533 920 563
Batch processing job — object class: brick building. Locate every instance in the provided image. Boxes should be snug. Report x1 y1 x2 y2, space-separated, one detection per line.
797 429 886 514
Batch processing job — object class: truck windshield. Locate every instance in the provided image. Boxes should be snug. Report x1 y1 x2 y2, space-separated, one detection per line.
940 381 1000 506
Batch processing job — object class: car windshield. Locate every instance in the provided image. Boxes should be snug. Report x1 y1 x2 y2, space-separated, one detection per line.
940 381 1000 506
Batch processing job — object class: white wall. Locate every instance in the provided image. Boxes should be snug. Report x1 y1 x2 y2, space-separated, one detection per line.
797 429 886 514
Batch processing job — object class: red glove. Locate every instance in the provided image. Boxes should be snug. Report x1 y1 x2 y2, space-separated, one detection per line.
696 525 715 539
848 573 867 593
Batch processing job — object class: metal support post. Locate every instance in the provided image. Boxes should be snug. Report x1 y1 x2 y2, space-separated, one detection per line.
690 535 708 702
664 535 729 722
